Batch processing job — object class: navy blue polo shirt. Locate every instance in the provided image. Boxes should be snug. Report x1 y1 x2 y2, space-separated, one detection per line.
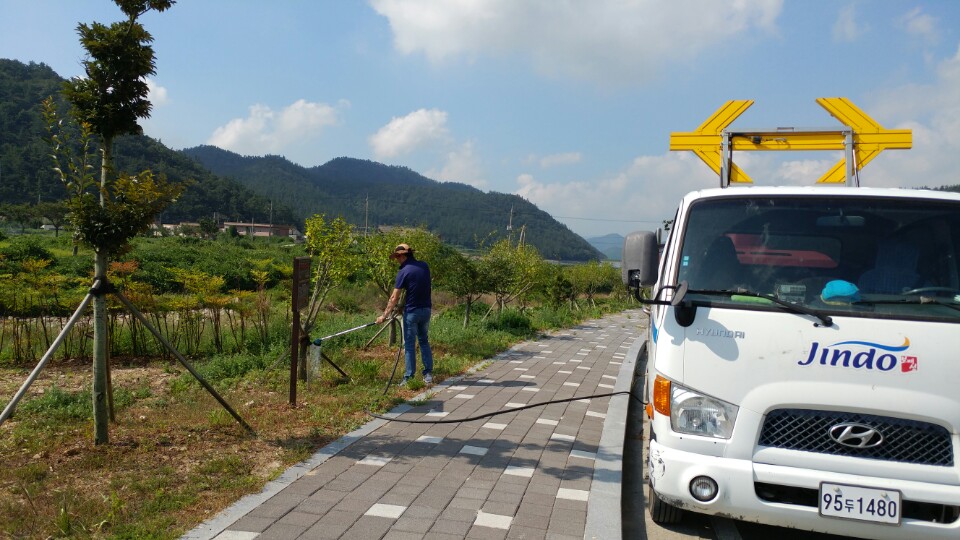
395 257 432 312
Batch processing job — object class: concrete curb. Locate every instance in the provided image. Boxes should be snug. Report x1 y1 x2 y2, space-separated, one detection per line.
584 323 643 540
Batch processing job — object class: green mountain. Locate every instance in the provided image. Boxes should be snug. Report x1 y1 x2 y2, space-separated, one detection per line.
0 59 292 225
0 60 65 203
1 58 601 260
586 233 624 260
182 145 601 260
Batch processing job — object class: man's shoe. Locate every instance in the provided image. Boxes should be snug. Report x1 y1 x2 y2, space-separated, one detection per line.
399 377 410 386
424 374 433 384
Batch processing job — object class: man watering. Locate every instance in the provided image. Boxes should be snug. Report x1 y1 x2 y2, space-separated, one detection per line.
376 243 433 385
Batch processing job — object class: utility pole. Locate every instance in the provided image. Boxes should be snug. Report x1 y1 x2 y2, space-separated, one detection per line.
365 193 369 236
507 205 513 231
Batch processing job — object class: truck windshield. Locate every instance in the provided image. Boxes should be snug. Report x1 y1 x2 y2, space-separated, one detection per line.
676 195 960 322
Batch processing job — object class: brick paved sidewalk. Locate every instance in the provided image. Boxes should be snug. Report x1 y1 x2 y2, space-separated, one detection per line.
184 309 647 540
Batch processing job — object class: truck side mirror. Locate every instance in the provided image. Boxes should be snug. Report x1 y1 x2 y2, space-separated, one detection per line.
622 231 659 288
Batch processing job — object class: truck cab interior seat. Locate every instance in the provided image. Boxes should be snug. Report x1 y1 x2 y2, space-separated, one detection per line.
693 235 742 291
857 240 921 294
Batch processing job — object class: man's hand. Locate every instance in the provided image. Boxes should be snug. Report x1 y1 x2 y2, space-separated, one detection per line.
378 288 403 325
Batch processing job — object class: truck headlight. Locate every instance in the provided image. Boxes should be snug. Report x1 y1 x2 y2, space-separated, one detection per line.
671 384 739 439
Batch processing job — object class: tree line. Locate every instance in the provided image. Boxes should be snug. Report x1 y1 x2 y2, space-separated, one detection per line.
0 220 624 365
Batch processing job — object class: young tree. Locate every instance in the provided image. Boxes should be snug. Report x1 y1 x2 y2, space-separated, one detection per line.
25 204 45 230
3 203 34 234
303 216 358 312
568 261 622 307
567 262 597 307
198 216 219 239
35 201 69 236
46 0 180 445
300 215 359 375
435 248 487 327
547 267 575 309
480 238 547 318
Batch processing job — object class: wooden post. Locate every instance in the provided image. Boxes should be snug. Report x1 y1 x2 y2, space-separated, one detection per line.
93 252 109 444
290 257 311 406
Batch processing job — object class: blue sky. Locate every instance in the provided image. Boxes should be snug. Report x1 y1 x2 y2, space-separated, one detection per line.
2 1 959 238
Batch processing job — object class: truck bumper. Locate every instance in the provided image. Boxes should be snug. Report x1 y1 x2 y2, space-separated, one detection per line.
648 440 960 539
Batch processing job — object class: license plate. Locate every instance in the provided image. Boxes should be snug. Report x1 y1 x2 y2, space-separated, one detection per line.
819 482 902 525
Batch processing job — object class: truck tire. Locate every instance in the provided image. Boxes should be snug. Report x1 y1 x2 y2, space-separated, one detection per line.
648 479 684 524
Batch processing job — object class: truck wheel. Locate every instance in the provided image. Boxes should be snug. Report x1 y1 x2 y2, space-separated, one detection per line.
648 480 684 524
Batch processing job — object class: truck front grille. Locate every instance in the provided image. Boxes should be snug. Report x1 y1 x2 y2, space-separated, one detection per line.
759 409 953 466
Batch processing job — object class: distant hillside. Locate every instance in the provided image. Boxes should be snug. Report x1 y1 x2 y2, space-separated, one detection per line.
0 57 599 260
587 233 624 260
182 146 602 260
0 60 67 203
0 58 294 225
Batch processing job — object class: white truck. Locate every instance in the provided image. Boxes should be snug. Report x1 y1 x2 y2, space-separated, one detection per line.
621 101 960 539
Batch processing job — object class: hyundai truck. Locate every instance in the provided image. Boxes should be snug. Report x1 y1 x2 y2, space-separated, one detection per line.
621 100 960 539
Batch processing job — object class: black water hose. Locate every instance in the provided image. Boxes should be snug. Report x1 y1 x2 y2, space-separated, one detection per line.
316 319 643 426
367 390 642 424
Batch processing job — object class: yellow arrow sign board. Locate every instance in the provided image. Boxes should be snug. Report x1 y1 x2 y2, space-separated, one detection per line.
815 97 911 183
670 100 754 183
669 98 911 185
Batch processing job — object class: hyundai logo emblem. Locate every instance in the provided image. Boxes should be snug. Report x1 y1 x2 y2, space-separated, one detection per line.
828 422 884 449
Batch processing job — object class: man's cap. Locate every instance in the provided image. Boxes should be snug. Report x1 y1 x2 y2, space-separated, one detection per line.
390 243 412 259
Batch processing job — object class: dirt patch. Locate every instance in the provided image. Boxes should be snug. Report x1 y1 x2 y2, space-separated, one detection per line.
0 362 179 396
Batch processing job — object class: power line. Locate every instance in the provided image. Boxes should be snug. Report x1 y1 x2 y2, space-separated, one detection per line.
549 215 662 223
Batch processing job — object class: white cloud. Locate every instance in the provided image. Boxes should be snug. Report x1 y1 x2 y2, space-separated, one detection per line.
370 0 783 86
900 7 939 44
539 152 582 168
832 4 866 43
863 43 960 188
278 99 344 137
208 99 342 156
777 159 840 184
514 148 896 237
514 152 717 237
427 141 486 188
369 108 450 159
521 40 960 237
146 78 169 106
209 104 272 151
370 109 487 187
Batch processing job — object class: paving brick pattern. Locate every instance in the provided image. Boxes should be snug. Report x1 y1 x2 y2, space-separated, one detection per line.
186 310 645 540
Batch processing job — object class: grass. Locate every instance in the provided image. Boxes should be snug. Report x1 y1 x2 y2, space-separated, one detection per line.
0 296 637 539
16 386 91 421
